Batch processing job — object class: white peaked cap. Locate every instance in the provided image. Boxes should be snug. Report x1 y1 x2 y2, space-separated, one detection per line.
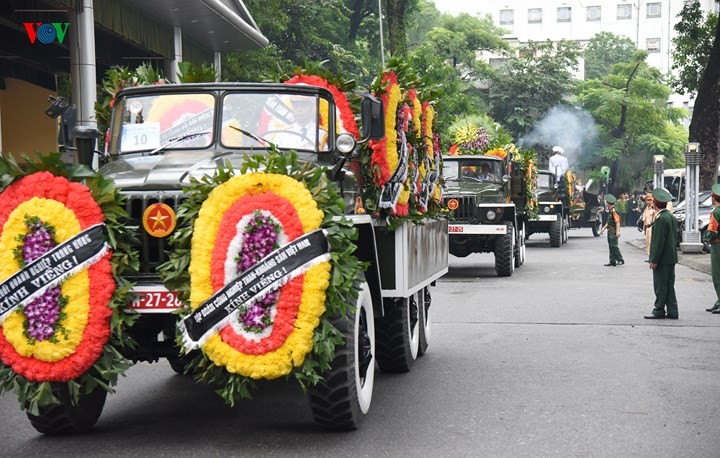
552 146 564 154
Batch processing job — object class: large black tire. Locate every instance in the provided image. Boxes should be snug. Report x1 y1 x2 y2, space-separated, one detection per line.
495 223 515 277
549 217 562 247
26 384 107 435
591 210 603 237
308 281 375 431
418 287 431 356
514 221 526 267
376 293 420 373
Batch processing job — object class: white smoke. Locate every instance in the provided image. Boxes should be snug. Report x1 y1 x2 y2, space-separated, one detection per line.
518 106 598 165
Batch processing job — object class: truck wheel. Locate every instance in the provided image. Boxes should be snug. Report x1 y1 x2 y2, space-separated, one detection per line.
592 211 603 237
549 218 562 247
376 293 420 373
514 221 526 267
495 223 515 277
26 384 107 434
418 287 431 356
308 280 375 431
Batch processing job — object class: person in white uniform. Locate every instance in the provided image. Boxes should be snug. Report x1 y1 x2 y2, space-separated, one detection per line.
548 145 569 179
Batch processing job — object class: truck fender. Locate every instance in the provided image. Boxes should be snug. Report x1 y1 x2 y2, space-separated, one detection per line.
353 220 384 317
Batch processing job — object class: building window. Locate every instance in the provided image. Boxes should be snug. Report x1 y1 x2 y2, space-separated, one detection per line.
647 2 661 18
617 4 632 19
528 8 542 24
587 6 601 21
557 6 572 22
499 9 514 25
647 38 661 52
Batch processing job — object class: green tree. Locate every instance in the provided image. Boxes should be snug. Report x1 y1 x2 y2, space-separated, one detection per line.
583 32 636 80
576 52 686 191
673 1 720 189
488 40 581 138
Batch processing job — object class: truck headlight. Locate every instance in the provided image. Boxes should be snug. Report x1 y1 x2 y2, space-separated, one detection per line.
486 210 496 220
543 206 551 213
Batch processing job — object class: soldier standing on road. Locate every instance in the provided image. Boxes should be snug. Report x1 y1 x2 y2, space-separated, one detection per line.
645 188 679 320
704 184 720 313
599 194 624 266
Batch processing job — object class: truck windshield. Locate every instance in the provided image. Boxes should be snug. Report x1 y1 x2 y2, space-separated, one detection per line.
443 160 501 182
116 93 215 154
537 174 552 189
221 93 328 152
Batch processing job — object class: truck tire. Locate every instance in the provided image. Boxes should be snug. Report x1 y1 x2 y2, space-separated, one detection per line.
308 280 375 431
495 223 515 277
514 221 526 267
549 217 562 247
418 287 431 356
26 384 107 434
592 210 603 237
376 293 420 373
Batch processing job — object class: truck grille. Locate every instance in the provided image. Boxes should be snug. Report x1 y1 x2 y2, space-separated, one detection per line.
444 195 475 220
123 191 184 277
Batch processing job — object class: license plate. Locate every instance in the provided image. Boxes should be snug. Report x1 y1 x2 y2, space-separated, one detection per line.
129 286 183 313
449 225 464 233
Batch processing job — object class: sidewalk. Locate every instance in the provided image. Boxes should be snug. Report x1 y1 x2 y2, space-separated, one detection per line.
626 237 711 275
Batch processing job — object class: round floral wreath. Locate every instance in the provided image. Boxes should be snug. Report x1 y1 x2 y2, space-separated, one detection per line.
161 150 365 403
189 173 330 379
0 172 113 382
285 75 359 139
0 154 136 413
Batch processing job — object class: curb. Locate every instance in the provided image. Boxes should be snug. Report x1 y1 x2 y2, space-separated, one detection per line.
626 238 711 276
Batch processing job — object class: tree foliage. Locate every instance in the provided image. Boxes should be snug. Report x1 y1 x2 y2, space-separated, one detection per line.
487 40 581 138
576 52 686 192
671 1 718 96
583 32 636 80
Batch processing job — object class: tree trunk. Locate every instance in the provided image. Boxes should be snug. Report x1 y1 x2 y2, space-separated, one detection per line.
384 0 407 57
688 17 720 189
348 0 367 42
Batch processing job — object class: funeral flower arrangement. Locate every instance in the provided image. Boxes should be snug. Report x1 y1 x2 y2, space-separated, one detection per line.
158 150 365 403
0 153 137 415
361 57 444 225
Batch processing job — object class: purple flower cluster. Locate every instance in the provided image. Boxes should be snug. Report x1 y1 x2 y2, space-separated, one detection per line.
460 127 489 153
236 212 280 333
20 220 64 342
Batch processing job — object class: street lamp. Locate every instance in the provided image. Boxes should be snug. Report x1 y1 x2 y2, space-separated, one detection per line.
652 154 664 191
680 142 703 253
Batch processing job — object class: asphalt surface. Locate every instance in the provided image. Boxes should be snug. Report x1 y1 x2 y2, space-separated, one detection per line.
0 228 718 457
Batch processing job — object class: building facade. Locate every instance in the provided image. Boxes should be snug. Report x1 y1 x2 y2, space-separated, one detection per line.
475 0 718 107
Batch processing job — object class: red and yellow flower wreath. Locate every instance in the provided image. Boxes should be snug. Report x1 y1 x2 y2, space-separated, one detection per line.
0 172 114 382
369 71 401 189
188 173 330 379
285 75 359 139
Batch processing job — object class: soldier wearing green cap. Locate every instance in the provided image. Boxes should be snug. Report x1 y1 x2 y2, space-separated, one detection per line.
704 184 720 313
599 194 624 266
645 187 679 319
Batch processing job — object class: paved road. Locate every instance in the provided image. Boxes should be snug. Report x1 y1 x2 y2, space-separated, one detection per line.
1 228 718 457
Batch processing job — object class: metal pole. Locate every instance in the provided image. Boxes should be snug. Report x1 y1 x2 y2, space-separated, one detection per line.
653 155 664 191
378 0 385 67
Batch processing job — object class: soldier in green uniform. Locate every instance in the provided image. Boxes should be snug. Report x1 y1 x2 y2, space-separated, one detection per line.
705 184 720 313
645 188 679 319
599 194 624 266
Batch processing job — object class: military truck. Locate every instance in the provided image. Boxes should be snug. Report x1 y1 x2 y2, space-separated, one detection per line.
442 154 526 276
525 170 569 247
34 83 448 433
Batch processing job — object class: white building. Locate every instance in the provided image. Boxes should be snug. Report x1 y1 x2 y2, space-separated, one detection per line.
473 0 718 108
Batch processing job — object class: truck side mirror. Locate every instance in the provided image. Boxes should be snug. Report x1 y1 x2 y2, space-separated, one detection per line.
73 126 100 167
361 96 384 140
